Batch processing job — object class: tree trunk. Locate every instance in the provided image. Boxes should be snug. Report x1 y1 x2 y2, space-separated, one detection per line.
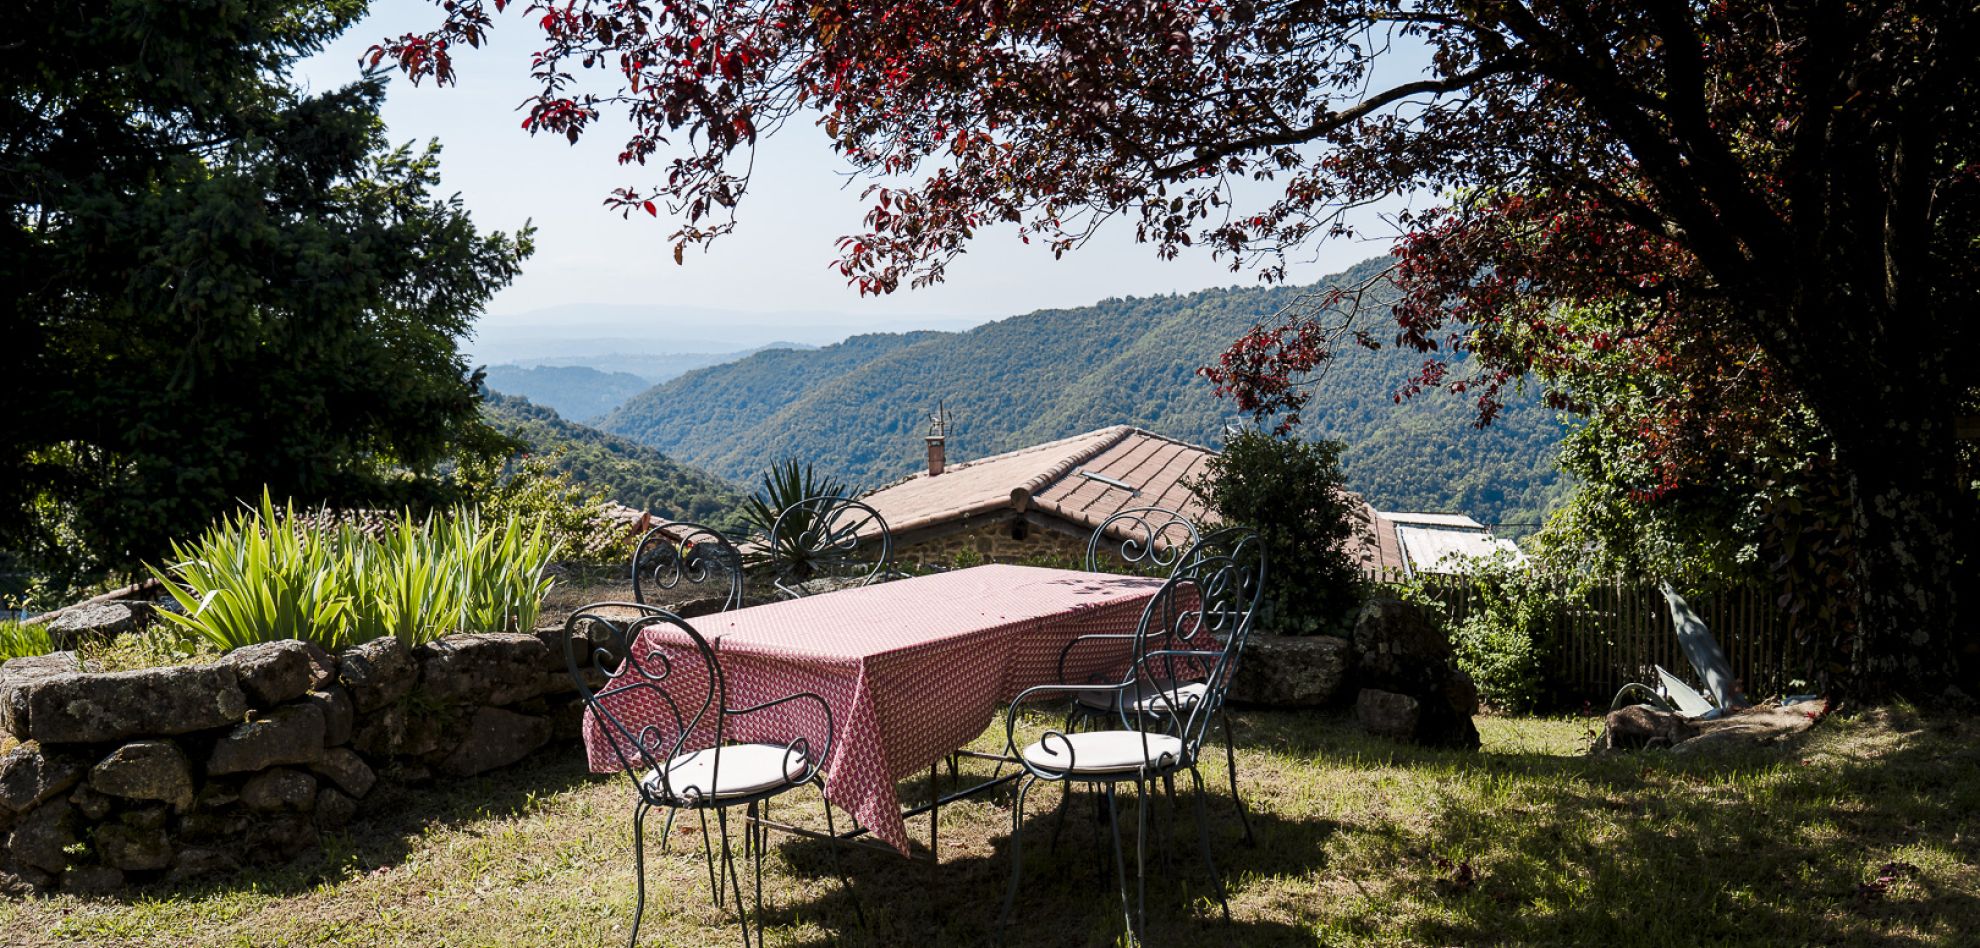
1815 366 1972 700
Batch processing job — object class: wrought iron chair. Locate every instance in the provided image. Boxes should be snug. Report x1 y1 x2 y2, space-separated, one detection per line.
1083 505 1201 576
630 521 745 611
1064 513 1255 844
564 602 857 947
1000 530 1266 942
763 496 894 599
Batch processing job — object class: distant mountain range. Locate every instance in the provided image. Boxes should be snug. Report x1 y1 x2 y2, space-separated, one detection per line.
480 392 748 532
598 259 1572 529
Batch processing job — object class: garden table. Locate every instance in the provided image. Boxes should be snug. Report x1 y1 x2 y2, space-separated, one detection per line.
582 564 1168 855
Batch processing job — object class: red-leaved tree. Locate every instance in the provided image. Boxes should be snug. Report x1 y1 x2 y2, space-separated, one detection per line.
373 1 1977 697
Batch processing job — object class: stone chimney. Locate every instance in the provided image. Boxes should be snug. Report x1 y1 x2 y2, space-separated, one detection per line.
925 401 950 476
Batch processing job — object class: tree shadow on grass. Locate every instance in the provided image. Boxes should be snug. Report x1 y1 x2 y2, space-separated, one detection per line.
749 768 1336 948
75 742 606 905
1237 706 1980 946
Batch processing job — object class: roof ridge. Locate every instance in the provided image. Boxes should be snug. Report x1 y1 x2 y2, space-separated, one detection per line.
1009 425 1134 512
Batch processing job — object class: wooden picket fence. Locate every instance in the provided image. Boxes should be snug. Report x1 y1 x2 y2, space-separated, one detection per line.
1399 575 1817 705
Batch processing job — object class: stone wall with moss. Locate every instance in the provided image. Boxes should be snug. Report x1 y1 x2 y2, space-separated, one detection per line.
0 630 599 894
893 515 1092 569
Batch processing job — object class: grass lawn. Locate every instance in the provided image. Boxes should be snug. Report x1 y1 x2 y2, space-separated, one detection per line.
3 705 1974 947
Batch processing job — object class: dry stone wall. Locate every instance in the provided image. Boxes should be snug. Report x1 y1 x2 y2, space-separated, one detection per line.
0 630 596 894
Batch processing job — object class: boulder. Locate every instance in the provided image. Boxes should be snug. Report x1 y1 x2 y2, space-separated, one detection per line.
417 633 556 707
94 824 173 872
304 686 355 747
178 809 250 843
0 741 91 812
1599 705 1696 751
45 601 149 646
1353 598 1452 691
69 784 114 821
351 703 458 760
90 740 196 811
207 704 326 775
300 643 338 689
241 768 317 813
314 788 358 830
61 864 124 894
309 747 376 799
244 814 317 864
1228 634 1352 707
120 805 170 831
227 641 315 707
437 707 551 777
15 663 246 745
5 798 76 872
337 637 417 713
0 652 83 740
1355 689 1421 741
167 846 240 881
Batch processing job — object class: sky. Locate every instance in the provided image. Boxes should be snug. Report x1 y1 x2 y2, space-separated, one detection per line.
295 3 1422 350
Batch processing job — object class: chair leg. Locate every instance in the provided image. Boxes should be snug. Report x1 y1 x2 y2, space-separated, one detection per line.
816 781 866 928
751 800 766 948
659 807 678 854
699 808 724 908
999 776 1040 933
1104 784 1135 943
1188 768 1233 923
1047 780 1074 854
716 807 752 947
628 801 650 948
929 761 940 861
1220 709 1255 846
1133 777 1149 938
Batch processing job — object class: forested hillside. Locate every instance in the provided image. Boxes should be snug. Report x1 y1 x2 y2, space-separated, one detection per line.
601 260 1569 528
481 393 747 531
483 365 651 423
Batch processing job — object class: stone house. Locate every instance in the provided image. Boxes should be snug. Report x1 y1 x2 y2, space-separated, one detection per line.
858 425 1220 568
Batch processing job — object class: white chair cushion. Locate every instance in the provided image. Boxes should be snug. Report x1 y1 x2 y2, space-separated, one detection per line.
643 743 810 801
1129 681 1208 716
1021 730 1186 775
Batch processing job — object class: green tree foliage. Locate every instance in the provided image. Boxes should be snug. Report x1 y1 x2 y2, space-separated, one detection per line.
1188 430 1364 637
1 2 530 592
603 260 1567 529
480 392 747 533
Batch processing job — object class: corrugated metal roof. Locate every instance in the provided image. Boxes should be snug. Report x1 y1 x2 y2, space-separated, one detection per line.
1393 525 1525 575
1378 511 1487 530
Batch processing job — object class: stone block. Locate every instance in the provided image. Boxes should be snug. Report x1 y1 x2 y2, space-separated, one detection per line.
17 663 246 745
0 652 82 740
46 602 149 646
1353 598 1452 691
208 704 326 775
241 768 317 813
1355 688 1421 741
337 637 417 713
304 686 354 747
351 703 457 759
1228 634 1352 707
0 742 91 812
94 824 173 871
437 707 551 777
90 740 195 811
417 633 556 707
309 748 376 799
5 799 76 873
314 788 357 830
167 846 240 881
227 641 315 707
60 864 123 894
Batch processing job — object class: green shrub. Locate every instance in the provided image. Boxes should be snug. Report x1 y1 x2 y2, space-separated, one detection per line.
454 451 623 566
742 458 857 579
1187 429 1366 636
151 490 560 652
1446 552 1566 713
0 620 53 662
149 491 354 650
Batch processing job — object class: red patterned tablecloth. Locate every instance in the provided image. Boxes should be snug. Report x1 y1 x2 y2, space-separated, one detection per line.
582 564 1167 854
